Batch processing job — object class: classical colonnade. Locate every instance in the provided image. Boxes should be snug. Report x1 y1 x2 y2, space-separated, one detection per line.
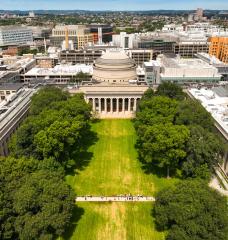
88 97 141 113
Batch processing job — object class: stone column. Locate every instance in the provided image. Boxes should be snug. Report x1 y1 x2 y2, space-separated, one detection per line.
104 98 107 113
117 98 119 113
92 98 95 111
133 98 137 112
110 98 113 113
122 98 125 112
128 98 131 112
99 98 101 113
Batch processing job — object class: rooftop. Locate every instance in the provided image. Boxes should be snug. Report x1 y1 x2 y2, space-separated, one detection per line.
25 64 93 76
189 87 228 140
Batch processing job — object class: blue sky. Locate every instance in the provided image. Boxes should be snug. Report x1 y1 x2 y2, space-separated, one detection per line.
0 0 228 10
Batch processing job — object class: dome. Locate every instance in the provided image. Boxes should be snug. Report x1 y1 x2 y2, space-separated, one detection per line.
93 51 137 83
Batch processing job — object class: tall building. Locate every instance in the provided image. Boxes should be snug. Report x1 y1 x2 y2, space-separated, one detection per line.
50 25 94 49
112 32 137 49
88 24 113 44
0 26 33 47
209 37 228 64
196 8 204 20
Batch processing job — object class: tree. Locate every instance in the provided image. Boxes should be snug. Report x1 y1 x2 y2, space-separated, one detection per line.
71 71 90 86
29 86 69 115
10 90 91 163
137 123 189 177
154 180 228 240
175 99 214 131
0 157 73 240
13 170 75 240
135 96 178 129
141 88 154 101
34 118 88 166
182 125 224 179
156 82 186 100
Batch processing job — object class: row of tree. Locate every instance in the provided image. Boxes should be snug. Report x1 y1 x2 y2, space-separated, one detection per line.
135 82 224 179
135 82 228 239
0 86 92 239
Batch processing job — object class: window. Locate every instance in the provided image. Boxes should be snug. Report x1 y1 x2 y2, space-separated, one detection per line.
6 91 10 95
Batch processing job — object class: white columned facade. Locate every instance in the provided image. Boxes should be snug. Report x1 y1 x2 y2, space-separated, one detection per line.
92 98 95 111
79 85 149 119
99 98 101 113
133 98 137 112
104 98 107 113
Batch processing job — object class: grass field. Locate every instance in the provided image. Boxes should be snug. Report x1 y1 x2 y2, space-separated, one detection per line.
65 119 177 240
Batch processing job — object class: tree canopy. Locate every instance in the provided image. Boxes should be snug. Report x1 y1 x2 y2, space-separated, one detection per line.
137 123 189 177
182 125 224 179
0 157 74 240
135 96 178 128
10 88 92 168
1 87 93 239
154 180 228 240
135 84 224 179
175 99 214 131
156 82 186 100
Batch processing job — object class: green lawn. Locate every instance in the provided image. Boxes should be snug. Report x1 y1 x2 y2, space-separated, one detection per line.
65 119 177 240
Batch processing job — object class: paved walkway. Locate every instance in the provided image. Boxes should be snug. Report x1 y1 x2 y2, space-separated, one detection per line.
75 196 155 202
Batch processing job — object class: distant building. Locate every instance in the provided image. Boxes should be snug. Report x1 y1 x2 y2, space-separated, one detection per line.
157 55 221 83
88 24 113 44
196 52 228 80
112 32 137 49
28 11 35 18
209 37 228 64
59 49 102 65
126 49 153 66
0 83 22 102
195 8 204 21
24 64 93 84
0 26 33 47
50 25 94 49
172 32 209 57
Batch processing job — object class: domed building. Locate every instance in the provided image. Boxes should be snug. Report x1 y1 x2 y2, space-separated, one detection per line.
93 50 137 83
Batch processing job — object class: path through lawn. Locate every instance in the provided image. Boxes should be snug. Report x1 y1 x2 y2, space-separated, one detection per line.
65 120 176 240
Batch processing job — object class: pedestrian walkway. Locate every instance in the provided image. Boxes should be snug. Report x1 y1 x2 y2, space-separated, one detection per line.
75 195 155 202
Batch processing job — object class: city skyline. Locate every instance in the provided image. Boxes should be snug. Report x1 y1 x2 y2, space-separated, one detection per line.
0 0 228 11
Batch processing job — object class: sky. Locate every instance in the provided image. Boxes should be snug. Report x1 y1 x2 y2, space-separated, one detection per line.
0 0 227 11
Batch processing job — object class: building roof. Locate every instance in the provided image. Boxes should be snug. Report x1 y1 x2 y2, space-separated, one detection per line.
0 25 31 31
25 64 93 76
0 83 22 91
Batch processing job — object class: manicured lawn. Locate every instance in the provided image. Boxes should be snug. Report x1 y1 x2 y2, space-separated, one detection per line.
65 119 177 240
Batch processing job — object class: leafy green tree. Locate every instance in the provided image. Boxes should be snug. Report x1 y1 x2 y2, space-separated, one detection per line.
30 86 69 115
135 96 178 128
141 88 154 101
34 118 88 165
10 90 91 164
13 170 75 240
0 157 73 240
182 125 224 179
154 180 228 240
71 71 90 86
175 99 214 130
137 123 189 177
156 82 186 100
